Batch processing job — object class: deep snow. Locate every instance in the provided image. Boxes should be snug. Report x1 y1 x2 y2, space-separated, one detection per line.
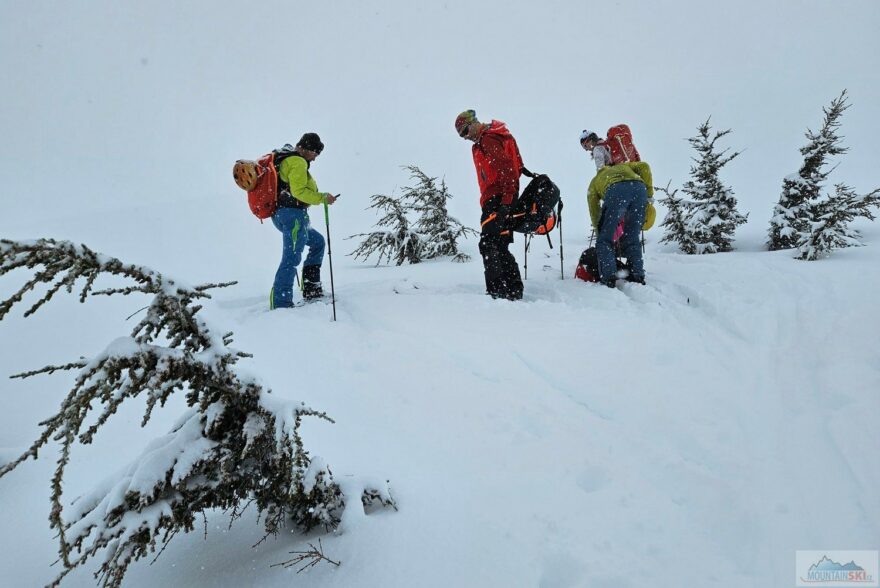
1 1 879 587
1 206 878 587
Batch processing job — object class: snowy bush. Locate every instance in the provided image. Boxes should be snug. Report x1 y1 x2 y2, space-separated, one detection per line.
0 238 395 588
348 193 423 266
349 165 477 265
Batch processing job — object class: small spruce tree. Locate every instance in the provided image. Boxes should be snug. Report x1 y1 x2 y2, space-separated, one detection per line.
796 182 880 260
349 193 423 265
681 118 748 254
403 165 477 262
768 90 850 250
349 165 478 266
0 239 395 588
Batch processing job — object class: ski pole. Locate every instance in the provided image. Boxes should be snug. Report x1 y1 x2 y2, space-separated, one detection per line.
523 234 529 280
558 201 565 280
323 199 337 322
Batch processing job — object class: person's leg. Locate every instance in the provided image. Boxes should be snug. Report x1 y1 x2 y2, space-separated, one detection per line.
480 198 522 299
479 233 506 297
596 184 632 285
619 183 648 281
271 208 308 308
301 224 326 299
302 216 325 268
300 215 325 296
480 198 505 297
496 232 523 300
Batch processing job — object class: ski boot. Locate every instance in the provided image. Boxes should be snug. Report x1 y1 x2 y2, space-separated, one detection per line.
301 265 324 300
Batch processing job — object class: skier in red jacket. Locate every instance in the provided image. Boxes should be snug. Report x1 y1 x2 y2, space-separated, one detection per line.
455 109 529 300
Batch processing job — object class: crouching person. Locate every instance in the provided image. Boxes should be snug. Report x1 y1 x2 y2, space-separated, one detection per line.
587 161 653 287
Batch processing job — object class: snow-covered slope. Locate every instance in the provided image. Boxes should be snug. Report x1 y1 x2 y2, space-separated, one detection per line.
1 205 878 587
1 1 878 586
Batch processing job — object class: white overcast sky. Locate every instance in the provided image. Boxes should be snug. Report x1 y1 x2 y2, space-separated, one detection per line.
2 0 878 233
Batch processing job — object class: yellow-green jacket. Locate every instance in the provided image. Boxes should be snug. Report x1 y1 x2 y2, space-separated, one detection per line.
587 162 654 229
278 155 330 207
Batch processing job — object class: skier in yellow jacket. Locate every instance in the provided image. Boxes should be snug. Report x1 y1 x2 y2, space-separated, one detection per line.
587 161 653 286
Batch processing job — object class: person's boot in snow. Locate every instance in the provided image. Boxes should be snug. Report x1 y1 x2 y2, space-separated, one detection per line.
302 265 324 300
624 274 646 285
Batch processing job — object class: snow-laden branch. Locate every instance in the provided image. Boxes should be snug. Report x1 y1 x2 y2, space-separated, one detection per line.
0 238 395 587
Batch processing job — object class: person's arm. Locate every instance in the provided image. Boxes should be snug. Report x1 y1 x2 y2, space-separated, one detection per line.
588 177 602 229
630 162 654 198
279 156 327 206
592 145 610 170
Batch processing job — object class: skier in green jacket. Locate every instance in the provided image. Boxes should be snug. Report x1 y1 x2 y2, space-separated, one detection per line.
270 133 339 309
587 161 653 287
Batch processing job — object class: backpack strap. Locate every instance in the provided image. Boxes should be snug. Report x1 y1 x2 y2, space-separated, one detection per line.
273 148 309 209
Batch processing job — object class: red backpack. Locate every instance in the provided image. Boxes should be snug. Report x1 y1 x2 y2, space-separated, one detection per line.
233 152 285 221
232 144 295 222
605 124 641 165
249 154 278 220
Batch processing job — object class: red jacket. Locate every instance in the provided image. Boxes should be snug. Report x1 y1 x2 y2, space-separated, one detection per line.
471 120 524 207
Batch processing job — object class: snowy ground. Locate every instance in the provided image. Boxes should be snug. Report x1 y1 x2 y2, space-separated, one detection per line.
2 2 878 586
1 202 877 587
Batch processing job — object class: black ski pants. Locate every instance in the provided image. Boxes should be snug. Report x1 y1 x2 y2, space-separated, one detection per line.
479 196 523 300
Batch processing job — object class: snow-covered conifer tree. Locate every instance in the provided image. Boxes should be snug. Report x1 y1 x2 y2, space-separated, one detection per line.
0 239 395 588
796 183 880 260
768 90 850 250
403 165 477 262
681 119 748 254
349 193 422 265
657 182 697 254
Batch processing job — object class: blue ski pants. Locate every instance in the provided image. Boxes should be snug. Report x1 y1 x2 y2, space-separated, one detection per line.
597 180 648 283
270 207 325 308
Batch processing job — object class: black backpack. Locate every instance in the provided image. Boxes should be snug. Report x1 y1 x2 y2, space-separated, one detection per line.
509 174 561 235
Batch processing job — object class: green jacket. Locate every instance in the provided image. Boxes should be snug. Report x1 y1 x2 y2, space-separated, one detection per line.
278 155 328 206
587 161 654 228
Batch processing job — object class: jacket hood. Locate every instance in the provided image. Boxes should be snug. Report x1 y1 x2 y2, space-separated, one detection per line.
480 120 511 139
